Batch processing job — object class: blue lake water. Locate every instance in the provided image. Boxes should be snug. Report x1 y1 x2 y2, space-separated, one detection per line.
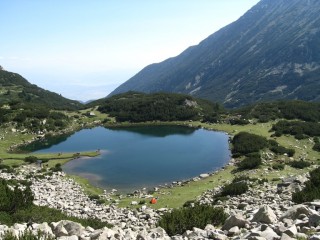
31 126 230 193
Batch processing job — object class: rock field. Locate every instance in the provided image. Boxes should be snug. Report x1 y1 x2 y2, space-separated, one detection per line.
1 165 320 239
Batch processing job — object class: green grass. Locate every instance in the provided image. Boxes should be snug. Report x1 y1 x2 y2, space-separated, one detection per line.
117 166 235 209
68 174 104 196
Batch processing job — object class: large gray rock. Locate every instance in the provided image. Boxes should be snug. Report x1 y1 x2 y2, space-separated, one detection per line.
57 236 78 240
89 229 103 240
54 220 84 237
280 205 313 220
310 234 320 240
283 225 297 237
259 227 280 240
34 222 54 236
222 214 248 231
148 227 170 239
252 205 277 224
228 226 240 236
208 232 228 240
54 225 69 237
280 233 294 240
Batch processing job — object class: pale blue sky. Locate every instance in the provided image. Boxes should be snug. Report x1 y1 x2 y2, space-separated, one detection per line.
0 0 260 101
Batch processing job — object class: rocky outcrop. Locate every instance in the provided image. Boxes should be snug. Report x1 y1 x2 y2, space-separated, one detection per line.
252 205 277 224
1 166 320 239
0 166 163 229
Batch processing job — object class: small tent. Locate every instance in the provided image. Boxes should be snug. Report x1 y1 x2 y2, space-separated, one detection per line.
150 198 157 204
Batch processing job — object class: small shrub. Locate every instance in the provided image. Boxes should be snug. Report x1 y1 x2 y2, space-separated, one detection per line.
96 199 106 205
0 164 10 170
50 163 62 172
272 177 281 181
139 200 146 205
232 132 268 156
88 195 100 200
24 156 38 164
288 160 311 169
1 229 55 240
158 205 227 236
232 176 250 183
268 140 295 156
272 163 285 170
238 157 262 170
313 143 320 152
13 205 111 229
183 200 195 208
292 167 320 203
3 168 15 173
229 119 249 125
220 181 249 196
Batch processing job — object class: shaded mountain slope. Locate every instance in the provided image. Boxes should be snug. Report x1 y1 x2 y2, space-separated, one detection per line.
0 68 82 110
111 0 320 108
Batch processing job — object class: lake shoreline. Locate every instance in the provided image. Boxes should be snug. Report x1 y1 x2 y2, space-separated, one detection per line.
46 125 230 194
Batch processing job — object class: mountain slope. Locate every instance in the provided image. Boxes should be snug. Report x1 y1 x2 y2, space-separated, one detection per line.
110 0 320 108
0 68 82 110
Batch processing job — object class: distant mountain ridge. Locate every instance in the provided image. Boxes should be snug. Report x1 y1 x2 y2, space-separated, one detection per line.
0 69 82 110
110 0 320 108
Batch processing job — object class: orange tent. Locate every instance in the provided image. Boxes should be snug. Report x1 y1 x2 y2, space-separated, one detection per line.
150 198 157 204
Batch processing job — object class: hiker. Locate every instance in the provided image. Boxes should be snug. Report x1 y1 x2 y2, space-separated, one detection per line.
27 218 34 229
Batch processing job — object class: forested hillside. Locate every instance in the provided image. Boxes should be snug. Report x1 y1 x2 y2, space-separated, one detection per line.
95 92 223 123
0 69 82 110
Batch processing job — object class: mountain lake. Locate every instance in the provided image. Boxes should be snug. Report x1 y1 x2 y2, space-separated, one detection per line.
27 126 231 193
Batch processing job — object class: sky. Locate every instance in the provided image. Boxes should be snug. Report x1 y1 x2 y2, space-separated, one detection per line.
0 0 260 101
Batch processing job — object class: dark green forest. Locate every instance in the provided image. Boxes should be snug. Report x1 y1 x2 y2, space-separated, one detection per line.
235 101 320 123
96 92 223 122
271 120 320 139
0 106 70 133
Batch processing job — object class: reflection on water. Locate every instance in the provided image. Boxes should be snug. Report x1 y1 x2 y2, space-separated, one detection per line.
20 125 196 152
18 133 71 153
107 125 196 137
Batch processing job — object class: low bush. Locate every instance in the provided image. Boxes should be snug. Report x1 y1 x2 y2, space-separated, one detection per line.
24 156 38 164
220 181 249 196
232 132 268 156
268 140 295 156
293 167 320 203
0 179 110 229
237 156 262 170
1 229 55 240
158 205 227 236
229 119 249 125
88 194 100 200
10 205 110 229
313 143 320 152
50 163 62 172
288 160 311 169
183 200 195 208
272 163 285 170
0 179 34 214
0 164 11 170
232 176 250 183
